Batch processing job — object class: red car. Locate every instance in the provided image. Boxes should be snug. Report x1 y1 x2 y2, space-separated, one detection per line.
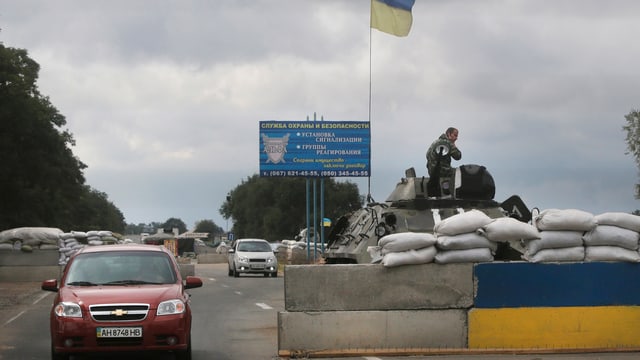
41 244 203 360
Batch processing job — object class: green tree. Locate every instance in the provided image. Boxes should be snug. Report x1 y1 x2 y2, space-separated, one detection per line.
161 217 187 234
194 219 224 240
0 44 124 231
70 186 125 232
623 109 640 199
220 175 362 241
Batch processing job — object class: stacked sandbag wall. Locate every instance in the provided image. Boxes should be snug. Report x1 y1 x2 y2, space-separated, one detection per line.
0 227 65 281
0 227 177 280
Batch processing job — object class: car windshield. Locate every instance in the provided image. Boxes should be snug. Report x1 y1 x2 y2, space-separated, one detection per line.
237 241 272 252
65 251 177 286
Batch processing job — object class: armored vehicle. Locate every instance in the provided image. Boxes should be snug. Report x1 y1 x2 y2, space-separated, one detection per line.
323 164 531 264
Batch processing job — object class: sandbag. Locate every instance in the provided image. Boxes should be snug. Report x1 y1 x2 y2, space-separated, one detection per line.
524 230 584 255
434 247 493 264
524 246 585 263
0 227 62 245
382 246 437 267
379 232 436 253
595 212 640 232
71 231 87 238
534 209 596 231
436 232 497 251
583 225 639 250
584 246 640 262
100 236 118 243
478 217 540 242
433 209 493 236
59 232 76 240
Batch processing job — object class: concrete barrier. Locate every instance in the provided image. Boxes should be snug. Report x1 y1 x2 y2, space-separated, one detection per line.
0 249 59 266
0 265 61 282
0 247 196 281
0 264 195 281
278 309 467 352
196 253 227 264
284 263 473 311
278 261 640 357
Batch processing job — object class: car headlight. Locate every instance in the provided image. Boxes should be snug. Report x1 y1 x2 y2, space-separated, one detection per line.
157 299 186 316
54 302 82 318
237 256 249 263
266 258 275 264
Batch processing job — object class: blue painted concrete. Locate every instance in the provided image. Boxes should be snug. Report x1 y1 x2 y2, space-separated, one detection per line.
474 261 640 308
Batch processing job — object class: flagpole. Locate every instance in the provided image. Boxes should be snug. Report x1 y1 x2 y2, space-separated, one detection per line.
367 3 373 203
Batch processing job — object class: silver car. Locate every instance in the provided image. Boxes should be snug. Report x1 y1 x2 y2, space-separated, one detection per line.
228 239 278 277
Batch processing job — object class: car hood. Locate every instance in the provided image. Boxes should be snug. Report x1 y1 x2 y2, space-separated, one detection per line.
237 251 276 258
59 284 184 308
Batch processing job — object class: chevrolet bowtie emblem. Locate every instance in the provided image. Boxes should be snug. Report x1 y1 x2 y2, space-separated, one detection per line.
111 309 128 316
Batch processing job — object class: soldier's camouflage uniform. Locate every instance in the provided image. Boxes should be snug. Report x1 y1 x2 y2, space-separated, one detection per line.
426 133 462 178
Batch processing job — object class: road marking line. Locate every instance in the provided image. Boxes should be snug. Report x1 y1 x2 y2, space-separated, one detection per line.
209 278 216 281
363 357 381 360
256 303 272 310
234 291 243 295
33 292 50 305
4 310 26 326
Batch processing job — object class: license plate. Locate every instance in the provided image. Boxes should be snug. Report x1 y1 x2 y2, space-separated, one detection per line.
96 326 143 338
250 264 265 269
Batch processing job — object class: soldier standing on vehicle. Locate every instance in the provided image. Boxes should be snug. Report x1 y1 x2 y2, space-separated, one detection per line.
426 127 462 178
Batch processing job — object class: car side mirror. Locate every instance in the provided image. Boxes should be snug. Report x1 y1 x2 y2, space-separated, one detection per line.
228 249 235 254
41 279 59 292
184 276 203 289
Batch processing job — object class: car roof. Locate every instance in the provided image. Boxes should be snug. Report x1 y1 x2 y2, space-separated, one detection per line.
75 243 171 255
235 238 268 243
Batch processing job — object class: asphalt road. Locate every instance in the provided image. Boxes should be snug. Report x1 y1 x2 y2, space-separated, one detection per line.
1 264 640 360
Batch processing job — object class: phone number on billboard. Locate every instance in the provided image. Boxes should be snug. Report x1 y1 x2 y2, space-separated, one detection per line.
262 170 370 177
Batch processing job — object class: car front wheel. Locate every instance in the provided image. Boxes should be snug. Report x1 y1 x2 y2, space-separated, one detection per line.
233 264 239 278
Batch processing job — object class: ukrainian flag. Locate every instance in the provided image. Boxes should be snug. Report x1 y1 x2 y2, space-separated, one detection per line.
370 0 415 37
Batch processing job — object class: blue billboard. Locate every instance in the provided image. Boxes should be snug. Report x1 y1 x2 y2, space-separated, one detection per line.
259 121 371 177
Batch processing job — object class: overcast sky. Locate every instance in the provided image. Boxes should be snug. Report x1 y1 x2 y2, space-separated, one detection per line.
2 0 639 232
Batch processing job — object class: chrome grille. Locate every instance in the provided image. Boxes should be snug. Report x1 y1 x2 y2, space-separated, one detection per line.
89 303 149 322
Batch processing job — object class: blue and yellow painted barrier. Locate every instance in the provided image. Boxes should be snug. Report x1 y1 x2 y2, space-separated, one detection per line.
470 262 640 350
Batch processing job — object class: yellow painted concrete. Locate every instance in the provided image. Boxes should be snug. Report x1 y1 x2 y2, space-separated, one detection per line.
469 306 640 349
